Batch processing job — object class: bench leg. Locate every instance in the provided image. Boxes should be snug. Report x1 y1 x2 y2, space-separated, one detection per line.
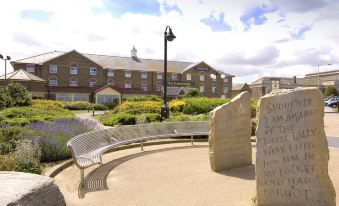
80 169 85 187
141 141 144 151
191 135 194 146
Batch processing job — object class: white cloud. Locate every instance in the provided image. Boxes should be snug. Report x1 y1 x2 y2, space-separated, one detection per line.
0 0 338 84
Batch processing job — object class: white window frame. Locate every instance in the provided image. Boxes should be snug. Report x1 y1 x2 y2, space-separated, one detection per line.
56 93 72 102
70 67 78 75
224 78 228 83
26 64 35 73
49 65 57 74
73 93 89 102
200 72 205 81
212 85 217 93
223 85 228 93
107 80 114 86
157 82 162 91
200 84 205 93
186 73 191 81
97 95 116 104
141 82 147 91
90 67 97 76
107 68 114 77
89 80 96 87
172 73 177 81
48 79 57 86
70 80 78 87
157 72 162 79
141 71 147 79
125 70 132 78
125 81 132 88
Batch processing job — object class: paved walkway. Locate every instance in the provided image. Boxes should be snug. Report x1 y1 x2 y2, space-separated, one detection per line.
74 111 110 129
54 142 339 206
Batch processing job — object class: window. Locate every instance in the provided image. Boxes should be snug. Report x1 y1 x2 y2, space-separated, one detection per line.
212 74 217 81
157 82 162 91
70 80 78 87
125 81 131 88
97 95 116 104
26 64 35 73
141 82 147 91
90 67 97 75
172 73 177 81
48 79 57 86
89 80 96 87
200 84 204 93
212 85 217 93
141 71 147 79
272 80 280 90
223 85 228 93
49 65 57 73
125 70 131 78
107 68 114 77
186 73 191 81
107 79 114 86
157 72 162 79
56 93 72 102
224 78 228 83
70 67 77 74
74 94 89 102
200 72 205 81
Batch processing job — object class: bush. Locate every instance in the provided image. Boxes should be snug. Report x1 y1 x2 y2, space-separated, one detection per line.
13 160 42 174
26 118 98 162
113 101 161 115
136 113 161 124
182 97 230 115
0 82 32 109
101 113 137 126
0 107 74 126
125 96 162 102
64 101 109 111
0 155 17 171
104 100 119 110
166 114 209 122
32 100 65 111
0 126 32 155
325 86 338 97
251 99 258 118
183 88 203 98
168 99 186 113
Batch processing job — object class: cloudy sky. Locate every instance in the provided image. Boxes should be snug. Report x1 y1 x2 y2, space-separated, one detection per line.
0 0 338 83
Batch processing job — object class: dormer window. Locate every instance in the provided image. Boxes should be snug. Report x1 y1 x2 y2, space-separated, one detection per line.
90 67 97 76
125 71 132 78
157 72 162 79
89 79 96 87
26 64 35 73
107 68 114 77
70 63 78 75
172 73 177 81
141 71 147 79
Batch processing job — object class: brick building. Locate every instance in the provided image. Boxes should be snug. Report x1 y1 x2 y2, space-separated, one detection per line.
7 48 234 103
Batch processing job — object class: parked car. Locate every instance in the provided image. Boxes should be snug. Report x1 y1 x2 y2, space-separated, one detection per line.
327 99 338 108
325 97 339 106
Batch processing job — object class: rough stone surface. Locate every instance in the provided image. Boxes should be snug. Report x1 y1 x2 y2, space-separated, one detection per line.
256 87 336 206
209 91 252 172
0 171 66 206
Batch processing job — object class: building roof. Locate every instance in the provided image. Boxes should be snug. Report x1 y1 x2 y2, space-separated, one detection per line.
305 69 339 77
249 76 297 86
11 50 234 76
0 69 46 82
232 83 247 91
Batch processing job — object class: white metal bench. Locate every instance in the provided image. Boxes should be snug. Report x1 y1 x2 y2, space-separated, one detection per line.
67 121 208 186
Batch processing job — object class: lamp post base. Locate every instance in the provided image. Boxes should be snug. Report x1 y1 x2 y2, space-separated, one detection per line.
161 104 169 119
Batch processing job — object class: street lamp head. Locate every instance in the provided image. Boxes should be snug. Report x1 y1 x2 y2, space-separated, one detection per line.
6 56 11 61
0 54 3 59
165 27 176 42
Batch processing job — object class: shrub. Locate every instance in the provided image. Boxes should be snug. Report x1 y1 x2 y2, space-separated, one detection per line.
101 113 137 126
0 126 32 155
166 114 209 122
13 160 42 174
168 99 186 113
251 99 258 118
104 100 119 110
136 113 161 124
26 118 98 162
182 97 230 115
0 155 17 171
125 96 162 102
0 107 74 126
0 82 32 109
114 101 161 114
32 100 65 111
325 86 338 97
183 88 203 98
64 101 109 111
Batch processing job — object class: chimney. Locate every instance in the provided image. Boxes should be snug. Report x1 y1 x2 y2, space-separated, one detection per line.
131 45 137 59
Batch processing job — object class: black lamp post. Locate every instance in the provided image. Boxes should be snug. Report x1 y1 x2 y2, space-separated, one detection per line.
0 54 11 86
161 26 176 119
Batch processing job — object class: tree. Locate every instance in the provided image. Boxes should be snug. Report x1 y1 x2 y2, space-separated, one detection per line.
0 82 31 109
184 88 203 98
324 86 338 97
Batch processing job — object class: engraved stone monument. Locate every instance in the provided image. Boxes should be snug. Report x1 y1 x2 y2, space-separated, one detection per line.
256 88 335 206
209 91 252 172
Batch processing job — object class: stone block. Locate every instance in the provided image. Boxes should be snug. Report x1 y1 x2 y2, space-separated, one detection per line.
256 88 336 206
209 91 252 172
